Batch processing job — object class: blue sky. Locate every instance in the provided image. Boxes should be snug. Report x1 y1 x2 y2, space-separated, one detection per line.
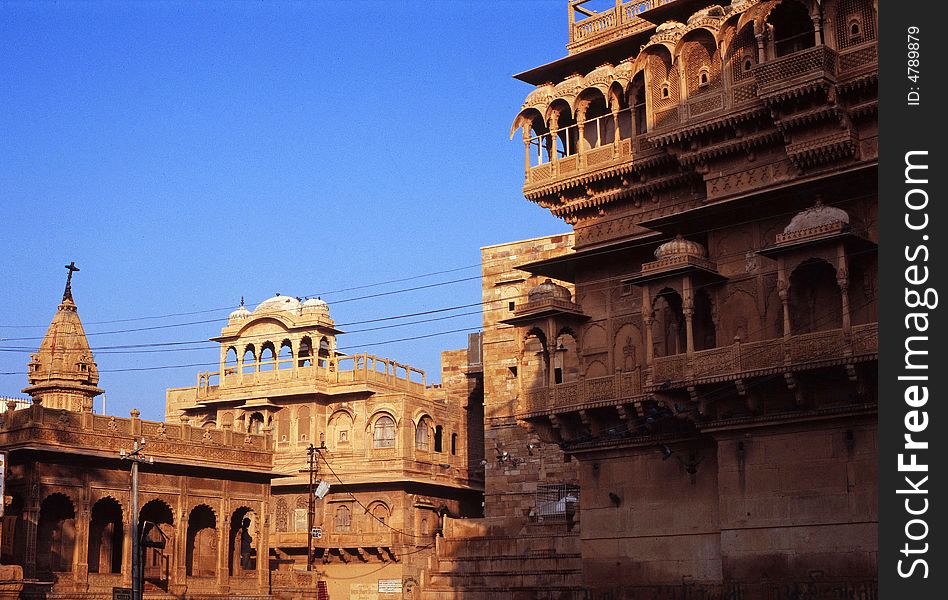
0 0 569 420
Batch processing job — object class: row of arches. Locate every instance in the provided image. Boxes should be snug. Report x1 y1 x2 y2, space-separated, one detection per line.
327 410 461 456
35 494 257 580
516 0 877 156
224 335 332 374
273 497 391 534
518 257 858 388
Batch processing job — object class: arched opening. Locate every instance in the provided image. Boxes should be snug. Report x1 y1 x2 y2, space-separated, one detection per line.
836 0 875 48
185 505 217 577
228 507 256 575
36 493 76 574
259 342 276 372
297 405 311 442
220 412 234 430
434 425 444 453
653 289 686 357
415 417 431 452
373 415 396 449
329 411 353 448
334 505 351 532
682 30 720 95
632 72 647 135
224 347 238 374
248 412 265 435
318 337 331 368
549 100 578 158
88 497 123 574
553 331 580 384
368 503 390 533
140 499 174 589
693 290 717 351
297 337 313 367
789 259 843 334
579 90 613 151
769 0 816 57
241 345 256 375
521 330 548 389
277 340 293 369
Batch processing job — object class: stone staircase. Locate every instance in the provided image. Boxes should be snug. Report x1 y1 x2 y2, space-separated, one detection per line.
420 519 585 600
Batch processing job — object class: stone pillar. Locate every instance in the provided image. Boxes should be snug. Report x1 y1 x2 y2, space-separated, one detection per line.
683 278 695 355
837 244 851 332
643 287 655 366
217 500 229 594
777 257 791 337
811 14 823 46
73 474 91 591
522 124 532 178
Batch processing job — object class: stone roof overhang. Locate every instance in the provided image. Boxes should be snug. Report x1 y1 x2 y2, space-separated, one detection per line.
500 300 590 327
638 0 719 24
513 30 652 86
756 230 877 259
515 231 662 282
623 256 727 286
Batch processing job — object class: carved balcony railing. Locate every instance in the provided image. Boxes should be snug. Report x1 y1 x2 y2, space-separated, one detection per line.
517 323 877 418
568 0 675 53
752 45 838 101
270 530 401 549
520 371 643 416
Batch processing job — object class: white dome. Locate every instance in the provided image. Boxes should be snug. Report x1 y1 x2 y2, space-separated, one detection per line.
301 297 330 316
228 305 251 322
254 294 301 314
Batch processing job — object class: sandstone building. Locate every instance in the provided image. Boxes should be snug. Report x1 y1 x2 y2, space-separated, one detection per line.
166 294 484 599
425 0 878 597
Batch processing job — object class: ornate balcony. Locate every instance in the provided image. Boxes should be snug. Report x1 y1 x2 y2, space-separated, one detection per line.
516 322 877 420
752 45 838 103
568 0 676 54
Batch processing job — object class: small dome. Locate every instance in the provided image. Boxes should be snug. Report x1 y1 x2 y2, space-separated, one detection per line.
656 20 686 33
254 294 301 314
654 235 707 260
528 279 572 303
228 304 251 322
301 297 330 316
783 201 850 234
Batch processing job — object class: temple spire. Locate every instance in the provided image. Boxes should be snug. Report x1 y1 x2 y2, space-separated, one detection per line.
63 261 80 302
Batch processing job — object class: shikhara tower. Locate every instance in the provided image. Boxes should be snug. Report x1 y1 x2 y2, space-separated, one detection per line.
22 262 103 411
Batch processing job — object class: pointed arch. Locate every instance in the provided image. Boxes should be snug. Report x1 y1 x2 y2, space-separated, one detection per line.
88 497 123 574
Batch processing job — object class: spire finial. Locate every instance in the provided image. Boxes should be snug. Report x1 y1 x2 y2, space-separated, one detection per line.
63 261 80 302
240 295 245 307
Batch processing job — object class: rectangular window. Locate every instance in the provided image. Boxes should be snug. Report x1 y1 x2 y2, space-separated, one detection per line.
294 509 308 532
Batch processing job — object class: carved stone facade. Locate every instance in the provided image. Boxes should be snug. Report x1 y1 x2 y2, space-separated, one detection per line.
426 0 877 598
167 295 484 599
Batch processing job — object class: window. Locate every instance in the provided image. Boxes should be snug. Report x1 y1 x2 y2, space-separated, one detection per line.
415 420 430 451
742 57 754 72
661 83 670 99
338 430 349 444
508 301 516 311
373 415 396 448
434 426 443 453
294 509 308 532
849 19 862 40
334 505 351 532
699 70 709 86
451 433 458 456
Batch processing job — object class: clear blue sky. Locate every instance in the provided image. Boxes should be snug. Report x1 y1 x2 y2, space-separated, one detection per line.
0 0 570 421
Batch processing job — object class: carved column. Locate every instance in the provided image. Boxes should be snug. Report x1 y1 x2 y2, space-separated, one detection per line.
642 286 654 366
522 124 532 179
811 14 823 46
683 277 695 355
74 473 91 590
217 498 229 594
576 104 587 155
837 244 852 332
777 257 791 337
549 112 560 172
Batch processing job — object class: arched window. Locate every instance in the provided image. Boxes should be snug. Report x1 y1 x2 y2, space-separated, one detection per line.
276 409 289 443
334 505 351 532
259 342 276 372
553 331 580 384
88 498 123 574
769 0 815 57
224 347 238 374
140 500 174 587
632 72 647 135
693 290 717 351
228 507 255 575
373 415 396 449
318 337 331 367
368 503 390 532
521 330 548 390
415 418 430 451
275 498 289 533
248 412 264 435
653 289 686 357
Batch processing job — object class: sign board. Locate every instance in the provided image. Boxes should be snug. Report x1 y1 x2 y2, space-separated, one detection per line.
349 582 377 600
311 526 322 539
112 588 132 600
378 579 402 593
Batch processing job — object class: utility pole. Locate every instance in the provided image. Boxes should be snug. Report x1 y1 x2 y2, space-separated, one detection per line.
306 443 318 571
121 438 152 600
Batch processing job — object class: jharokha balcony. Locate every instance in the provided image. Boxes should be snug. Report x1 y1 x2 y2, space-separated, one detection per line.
568 0 677 54
517 322 877 437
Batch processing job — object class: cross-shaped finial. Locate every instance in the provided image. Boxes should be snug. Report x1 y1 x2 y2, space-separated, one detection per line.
63 261 80 302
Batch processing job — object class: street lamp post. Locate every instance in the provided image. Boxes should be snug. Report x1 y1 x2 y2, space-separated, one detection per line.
121 438 152 600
